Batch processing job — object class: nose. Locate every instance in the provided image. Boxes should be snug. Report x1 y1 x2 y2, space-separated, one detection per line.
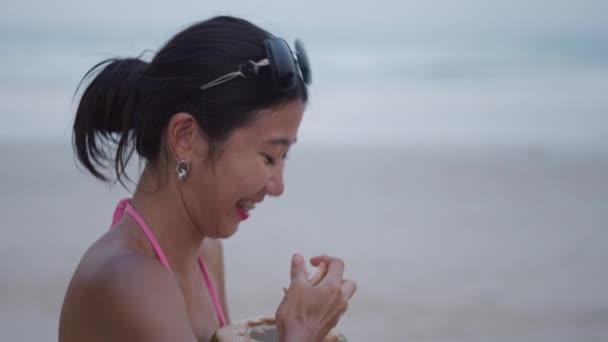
266 163 285 197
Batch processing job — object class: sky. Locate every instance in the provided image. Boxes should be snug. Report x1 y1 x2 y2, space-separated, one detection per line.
3 0 608 36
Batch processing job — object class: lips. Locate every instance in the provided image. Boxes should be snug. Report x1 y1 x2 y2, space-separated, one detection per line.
236 206 250 220
236 199 256 220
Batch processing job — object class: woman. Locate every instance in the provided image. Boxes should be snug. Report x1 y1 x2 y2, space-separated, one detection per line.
58 15 356 342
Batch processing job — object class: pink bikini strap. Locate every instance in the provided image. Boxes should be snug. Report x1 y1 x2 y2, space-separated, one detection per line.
111 198 227 327
198 258 228 327
111 198 173 272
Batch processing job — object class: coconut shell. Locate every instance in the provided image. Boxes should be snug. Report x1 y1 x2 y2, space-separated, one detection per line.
210 317 347 342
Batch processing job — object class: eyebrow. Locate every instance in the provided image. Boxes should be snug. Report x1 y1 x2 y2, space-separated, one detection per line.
266 137 297 146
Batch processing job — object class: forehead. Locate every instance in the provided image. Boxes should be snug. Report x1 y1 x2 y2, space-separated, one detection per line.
235 100 305 143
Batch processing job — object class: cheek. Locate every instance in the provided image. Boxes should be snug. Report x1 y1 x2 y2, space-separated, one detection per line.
225 162 269 198
237 167 268 193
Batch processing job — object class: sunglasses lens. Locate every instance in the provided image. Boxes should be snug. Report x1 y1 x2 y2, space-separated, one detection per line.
295 39 311 85
265 38 297 90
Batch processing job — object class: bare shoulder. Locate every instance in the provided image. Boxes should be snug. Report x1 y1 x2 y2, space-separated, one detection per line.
59 242 196 342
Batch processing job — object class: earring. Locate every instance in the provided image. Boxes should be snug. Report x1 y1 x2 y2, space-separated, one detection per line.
176 160 190 182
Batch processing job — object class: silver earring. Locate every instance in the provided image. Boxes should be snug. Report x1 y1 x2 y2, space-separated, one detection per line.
176 160 190 182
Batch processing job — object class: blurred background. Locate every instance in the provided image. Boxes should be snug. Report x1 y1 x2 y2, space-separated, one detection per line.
1 0 607 341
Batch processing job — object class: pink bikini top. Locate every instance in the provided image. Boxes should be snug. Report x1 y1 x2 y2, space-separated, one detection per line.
111 198 228 327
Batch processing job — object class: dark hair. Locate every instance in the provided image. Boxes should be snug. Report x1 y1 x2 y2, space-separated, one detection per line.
73 16 308 184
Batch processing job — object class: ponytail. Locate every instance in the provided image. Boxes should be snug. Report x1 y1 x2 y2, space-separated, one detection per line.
72 58 147 183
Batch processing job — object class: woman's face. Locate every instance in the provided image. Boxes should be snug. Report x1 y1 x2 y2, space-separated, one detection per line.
181 99 305 238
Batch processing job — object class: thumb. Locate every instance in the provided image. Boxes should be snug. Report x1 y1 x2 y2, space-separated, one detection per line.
290 253 308 283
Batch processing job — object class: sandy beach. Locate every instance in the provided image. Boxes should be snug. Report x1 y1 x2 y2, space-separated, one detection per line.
1 142 607 341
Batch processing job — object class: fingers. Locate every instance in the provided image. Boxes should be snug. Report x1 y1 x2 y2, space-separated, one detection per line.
309 262 327 286
290 253 309 283
310 255 331 267
341 279 357 300
337 301 349 317
310 255 344 281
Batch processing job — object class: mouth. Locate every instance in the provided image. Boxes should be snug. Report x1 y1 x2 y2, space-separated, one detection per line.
236 199 256 220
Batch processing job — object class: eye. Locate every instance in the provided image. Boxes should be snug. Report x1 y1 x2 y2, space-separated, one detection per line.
263 153 276 166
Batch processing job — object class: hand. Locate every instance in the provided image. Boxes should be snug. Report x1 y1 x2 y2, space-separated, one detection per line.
275 254 357 342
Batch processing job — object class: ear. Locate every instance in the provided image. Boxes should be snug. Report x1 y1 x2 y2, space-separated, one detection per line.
166 113 199 162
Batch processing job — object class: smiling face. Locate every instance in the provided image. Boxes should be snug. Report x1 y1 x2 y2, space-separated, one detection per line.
172 99 305 238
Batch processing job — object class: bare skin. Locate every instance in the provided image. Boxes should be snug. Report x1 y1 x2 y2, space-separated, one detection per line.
59 226 227 342
59 100 356 342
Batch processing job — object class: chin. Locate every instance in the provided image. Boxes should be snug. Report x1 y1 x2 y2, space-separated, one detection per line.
215 223 240 239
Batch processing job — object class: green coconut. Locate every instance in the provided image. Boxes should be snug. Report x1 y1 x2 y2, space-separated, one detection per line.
210 317 347 342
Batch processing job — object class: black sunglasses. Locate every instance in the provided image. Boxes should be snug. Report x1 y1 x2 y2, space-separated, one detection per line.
200 37 312 92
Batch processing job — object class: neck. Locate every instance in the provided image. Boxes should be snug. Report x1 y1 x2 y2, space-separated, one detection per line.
130 166 204 274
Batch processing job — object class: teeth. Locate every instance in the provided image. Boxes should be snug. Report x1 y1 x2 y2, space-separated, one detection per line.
238 199 256 211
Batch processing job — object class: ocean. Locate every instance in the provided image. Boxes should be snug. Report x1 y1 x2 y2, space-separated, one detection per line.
1 29 608 146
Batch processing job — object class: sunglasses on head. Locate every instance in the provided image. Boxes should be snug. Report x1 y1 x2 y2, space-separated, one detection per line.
200 37 311 92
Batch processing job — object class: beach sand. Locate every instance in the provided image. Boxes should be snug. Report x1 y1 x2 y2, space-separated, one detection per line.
1 142 607 341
